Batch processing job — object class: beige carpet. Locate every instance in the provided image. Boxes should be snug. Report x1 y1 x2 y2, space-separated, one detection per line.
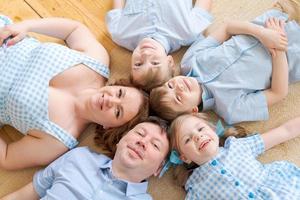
1 0 300 199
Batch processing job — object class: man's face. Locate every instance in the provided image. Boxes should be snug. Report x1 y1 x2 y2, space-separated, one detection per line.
115 122 169 178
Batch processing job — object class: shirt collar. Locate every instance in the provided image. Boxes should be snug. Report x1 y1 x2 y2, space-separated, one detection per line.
99 159 149 196
201 84 215 111
139 34 171 54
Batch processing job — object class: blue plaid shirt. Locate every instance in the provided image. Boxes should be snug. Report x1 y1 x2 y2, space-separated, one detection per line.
185 134 300 200
34 147 152 200
106 0 213 53
181 9 300 124
0 16 109 148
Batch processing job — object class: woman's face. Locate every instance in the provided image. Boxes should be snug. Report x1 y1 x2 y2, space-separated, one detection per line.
89 86 144 128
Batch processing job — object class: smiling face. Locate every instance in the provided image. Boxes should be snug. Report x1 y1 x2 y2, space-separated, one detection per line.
175 115 219 165
114 122 169 179
131 38 174 88
89 86 144 128
161 76 202 113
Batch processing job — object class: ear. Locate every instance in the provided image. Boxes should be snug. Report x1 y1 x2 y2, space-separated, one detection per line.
167 55 175 74
180 154 192 164
153 160 165 177
191 106 198 113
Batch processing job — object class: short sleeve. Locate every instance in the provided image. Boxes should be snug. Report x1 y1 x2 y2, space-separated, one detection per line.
252 9 289 26
220 90 269 124
33 148 78 197
105 9 122 38
225 134 265 158
191 6 213 32
181 36 220 75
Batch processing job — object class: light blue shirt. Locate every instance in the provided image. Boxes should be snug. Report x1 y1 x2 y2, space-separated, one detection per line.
186 134 300 200
0 16 109 148
106 0 213 53
33 147 152 200
181 9 300 124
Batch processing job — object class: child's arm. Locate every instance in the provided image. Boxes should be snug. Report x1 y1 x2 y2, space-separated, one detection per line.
1 182 39 200
263 18 288 106
0 18 109 64
113 0 125 9
209 19 287 51
194 0 213 12
262 117 300 151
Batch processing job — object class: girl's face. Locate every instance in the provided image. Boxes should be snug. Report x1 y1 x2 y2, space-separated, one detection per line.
177 116 219 165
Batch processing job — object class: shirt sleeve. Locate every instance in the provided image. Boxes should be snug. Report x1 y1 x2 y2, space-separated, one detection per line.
234 134 265 157
105 9 122 38
191 6 213 32
32 149 77 198
219 90 269 124
181 36 220 75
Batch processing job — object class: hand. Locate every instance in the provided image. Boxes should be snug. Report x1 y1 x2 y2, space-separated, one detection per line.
0 23 28 47
257 17 287 55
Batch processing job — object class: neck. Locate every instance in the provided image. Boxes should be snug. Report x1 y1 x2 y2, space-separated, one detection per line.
111 160 145 183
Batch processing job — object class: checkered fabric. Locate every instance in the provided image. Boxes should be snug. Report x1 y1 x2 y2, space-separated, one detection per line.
185 134 300 200
0 16 109 148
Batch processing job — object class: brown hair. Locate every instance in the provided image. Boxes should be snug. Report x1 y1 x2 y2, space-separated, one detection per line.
94 88 149 157
169 113 247 186
150 86 186 120
130 63 174 92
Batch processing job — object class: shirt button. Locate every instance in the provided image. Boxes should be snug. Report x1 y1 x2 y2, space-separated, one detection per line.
220 169 226 174
248 192 255 198
211 160 217 166
235 181 240 186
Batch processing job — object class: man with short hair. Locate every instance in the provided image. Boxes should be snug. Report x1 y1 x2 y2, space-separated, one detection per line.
2 117 170 200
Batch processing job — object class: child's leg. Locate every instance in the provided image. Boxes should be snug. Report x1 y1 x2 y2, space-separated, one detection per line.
272 0 300 23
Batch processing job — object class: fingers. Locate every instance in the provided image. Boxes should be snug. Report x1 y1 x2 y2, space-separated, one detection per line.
0 28 13 46
6 34 23 46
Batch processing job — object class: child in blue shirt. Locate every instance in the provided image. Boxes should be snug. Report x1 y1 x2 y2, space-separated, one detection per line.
106 0 213 90
150 1 300 124
167 113 300 199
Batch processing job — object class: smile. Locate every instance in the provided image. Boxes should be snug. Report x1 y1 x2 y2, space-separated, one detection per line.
198 139 211 150
127 145 144 160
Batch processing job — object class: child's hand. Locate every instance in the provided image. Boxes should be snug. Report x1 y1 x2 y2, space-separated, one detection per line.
257 17 287 54
0 23 28 47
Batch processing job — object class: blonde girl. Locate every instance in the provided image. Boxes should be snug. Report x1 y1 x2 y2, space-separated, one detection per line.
168 113 300 199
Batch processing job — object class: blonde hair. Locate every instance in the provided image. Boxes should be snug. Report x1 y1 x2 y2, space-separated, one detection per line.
130 63 174 92
150 86 186 120
169 113 247 186
94 88 149 157
273 0 300 23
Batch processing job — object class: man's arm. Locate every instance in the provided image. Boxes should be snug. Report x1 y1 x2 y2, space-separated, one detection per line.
1 182 39 200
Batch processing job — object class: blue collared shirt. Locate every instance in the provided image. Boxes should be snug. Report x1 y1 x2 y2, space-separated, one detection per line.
181 9 300 124
106 0 213 53
33 147 152 200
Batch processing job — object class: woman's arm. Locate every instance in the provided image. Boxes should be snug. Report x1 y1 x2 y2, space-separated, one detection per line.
261 117 300 151
0 130 67 170
194 0 213 12
209 19 287 51
1 182 39 200
113 0 125 9
0 18 109 65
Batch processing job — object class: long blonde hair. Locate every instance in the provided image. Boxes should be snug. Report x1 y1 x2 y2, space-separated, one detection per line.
169 113 247 186
94 88 149 157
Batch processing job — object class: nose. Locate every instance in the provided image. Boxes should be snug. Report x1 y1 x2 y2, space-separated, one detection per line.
137 140 146 150
106 95 121 108
193 134 200 143
176 82 185 91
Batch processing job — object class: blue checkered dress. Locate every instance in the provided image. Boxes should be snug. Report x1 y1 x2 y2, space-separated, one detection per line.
0 16 109 148
185 134 300 200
